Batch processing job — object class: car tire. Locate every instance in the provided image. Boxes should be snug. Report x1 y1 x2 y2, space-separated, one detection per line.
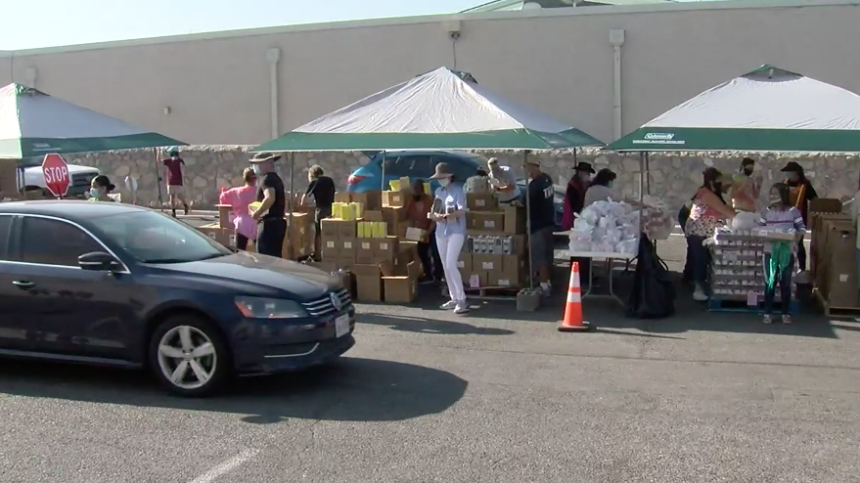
148 315 232 397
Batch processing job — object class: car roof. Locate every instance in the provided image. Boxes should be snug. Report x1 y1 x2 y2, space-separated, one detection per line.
0 200 144 220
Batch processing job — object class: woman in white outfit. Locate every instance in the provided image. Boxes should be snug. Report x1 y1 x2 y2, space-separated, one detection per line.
429 163 469 315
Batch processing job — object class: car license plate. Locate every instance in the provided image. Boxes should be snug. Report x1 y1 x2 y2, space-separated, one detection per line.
335 314 350 338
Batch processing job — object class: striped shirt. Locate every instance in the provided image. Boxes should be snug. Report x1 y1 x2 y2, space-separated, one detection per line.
758 206 806 232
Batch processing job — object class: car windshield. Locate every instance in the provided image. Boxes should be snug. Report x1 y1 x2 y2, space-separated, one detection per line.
19 156 43 168
91 210 233 264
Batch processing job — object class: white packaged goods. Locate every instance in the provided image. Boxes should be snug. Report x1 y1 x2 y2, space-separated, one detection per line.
569 200 639 255
709 226 796 301
731 211 760 231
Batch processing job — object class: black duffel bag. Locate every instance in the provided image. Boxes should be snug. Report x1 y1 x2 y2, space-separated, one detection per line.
627 234 676 319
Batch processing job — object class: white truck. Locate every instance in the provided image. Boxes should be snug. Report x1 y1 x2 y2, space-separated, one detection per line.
19 156 100 198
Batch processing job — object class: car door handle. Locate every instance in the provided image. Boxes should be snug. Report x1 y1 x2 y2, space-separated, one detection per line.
12 280 35 289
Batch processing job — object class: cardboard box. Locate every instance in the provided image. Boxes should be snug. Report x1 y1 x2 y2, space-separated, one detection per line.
383 191 406 208
335 192 351 203
503 205 526 234
320 218 340 240
352 264 383 302
356 240 376 264
322 239 338 260
373 237 399 262
467 193 499 211
818 220 859 308
468 212 505 232
405 227 428 242
472 254 504 272
382 207 406 231
464 272 488 288
197 223 234 247
353 191 382 211
0 161 21 199
489 270 527 288
382 261 421 303
396 240 418 268
457 253 473 273
395 221 408 240
502 254 526 276
809 198 843 214
363 210 384 222
215 204 232 229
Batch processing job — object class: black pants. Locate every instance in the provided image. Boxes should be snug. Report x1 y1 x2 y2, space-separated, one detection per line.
257 218 286 258
796 240 807 271
236 233 249 251
418 238 444 281
764 254 794 315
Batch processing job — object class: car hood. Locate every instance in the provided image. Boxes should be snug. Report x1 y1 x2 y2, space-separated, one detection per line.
152 252 340 300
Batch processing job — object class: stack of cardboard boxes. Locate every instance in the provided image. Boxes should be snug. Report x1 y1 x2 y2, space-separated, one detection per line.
197 198 313 258
458 193 529 290
810 199 859 310
317 186 419 303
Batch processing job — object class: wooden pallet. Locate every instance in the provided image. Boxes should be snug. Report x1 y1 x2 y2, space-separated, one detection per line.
813 288 860 319
707 297 800 315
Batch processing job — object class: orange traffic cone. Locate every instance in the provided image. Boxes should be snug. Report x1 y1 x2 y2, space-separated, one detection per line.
558 262 594 332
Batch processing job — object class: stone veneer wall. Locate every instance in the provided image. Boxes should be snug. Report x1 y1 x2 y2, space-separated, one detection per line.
67 146 860 210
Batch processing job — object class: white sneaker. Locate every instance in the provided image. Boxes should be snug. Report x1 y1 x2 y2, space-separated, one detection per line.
692 285 708 302
539 284 552 297
440 300 458 310
454 303 470 315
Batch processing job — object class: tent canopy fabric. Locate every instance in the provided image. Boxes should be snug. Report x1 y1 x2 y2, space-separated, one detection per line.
255 66 603 152
0 83 185 159
609 65 860 152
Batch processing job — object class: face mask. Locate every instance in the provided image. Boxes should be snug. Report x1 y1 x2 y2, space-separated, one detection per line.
251 165 261 175
89 187 101 198
439 178 450 188
713 182 723 193
743 167 754 176
412 193 422 200
770 197 781 205
607 181 613 189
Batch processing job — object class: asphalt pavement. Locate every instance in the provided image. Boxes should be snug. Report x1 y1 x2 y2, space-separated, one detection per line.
1 214 859 482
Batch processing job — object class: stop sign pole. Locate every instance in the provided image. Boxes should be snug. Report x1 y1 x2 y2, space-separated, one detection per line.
42 153 71 199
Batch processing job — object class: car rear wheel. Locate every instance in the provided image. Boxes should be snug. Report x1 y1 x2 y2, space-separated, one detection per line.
148 316 231 397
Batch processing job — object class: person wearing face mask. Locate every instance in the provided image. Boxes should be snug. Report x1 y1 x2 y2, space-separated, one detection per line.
301 165 335 261
562 162 595 230
584 169 651 208
757 183 805 324
249 152 286 258
685 168 737 302
429 163 469 315
219 168 258 251
730 157 762 213
404 179 442 285
88 175 116 202
487 158 522 205
780 162 818 271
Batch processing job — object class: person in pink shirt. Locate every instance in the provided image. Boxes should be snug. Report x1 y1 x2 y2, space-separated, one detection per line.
219 168 258 250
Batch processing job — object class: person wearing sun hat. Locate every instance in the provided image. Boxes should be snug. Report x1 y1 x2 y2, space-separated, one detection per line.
429 162 469 315
780 161 818 270
249 152 286 258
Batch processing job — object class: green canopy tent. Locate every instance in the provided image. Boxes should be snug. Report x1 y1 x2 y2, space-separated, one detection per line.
608 65 860 196
0 83 184 158
0 83 186 202
254 66 604 295
255 66 602 152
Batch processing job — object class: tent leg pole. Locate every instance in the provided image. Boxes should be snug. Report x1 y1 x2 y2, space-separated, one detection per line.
645 151 650 195
638 151 645 203
380 151 386 191
525 150 534 291
288 152 294 249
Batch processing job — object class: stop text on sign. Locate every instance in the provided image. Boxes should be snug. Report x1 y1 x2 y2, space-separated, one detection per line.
44 166 69 184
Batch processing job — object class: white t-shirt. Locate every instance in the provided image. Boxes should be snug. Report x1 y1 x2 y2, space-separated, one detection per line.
489 166 521 202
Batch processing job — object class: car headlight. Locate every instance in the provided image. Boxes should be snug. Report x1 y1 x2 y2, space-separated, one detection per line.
234 296 308 319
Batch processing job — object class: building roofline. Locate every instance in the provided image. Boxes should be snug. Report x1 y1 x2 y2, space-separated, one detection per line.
2 0 858 57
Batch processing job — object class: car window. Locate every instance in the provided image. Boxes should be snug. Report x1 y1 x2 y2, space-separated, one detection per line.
446 157 479 181
20 217 104 267
91 210 232 264
0 215 11 261
381 156 405 175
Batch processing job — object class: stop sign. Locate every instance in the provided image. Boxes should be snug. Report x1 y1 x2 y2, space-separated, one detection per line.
42 153 70 198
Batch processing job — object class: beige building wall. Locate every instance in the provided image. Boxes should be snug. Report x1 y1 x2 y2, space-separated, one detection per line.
4 0 860 146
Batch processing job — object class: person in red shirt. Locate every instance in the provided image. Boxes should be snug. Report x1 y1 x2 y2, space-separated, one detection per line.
162 148 189 217
404 179 442 285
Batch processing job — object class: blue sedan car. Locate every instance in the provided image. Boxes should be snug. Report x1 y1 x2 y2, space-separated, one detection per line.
347 150 564 228
0 201 355 397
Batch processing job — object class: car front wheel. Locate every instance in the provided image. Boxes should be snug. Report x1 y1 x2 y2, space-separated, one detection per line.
148 316 231 397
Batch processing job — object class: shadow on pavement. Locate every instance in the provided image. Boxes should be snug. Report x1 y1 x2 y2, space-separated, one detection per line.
0 357 467 424
360 313 515 335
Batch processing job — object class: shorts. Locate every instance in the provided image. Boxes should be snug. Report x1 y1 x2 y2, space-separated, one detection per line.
166 185 185 196
529 226 555 270
315 206 332 234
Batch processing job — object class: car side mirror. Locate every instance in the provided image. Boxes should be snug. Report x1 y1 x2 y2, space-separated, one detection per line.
79 252 122 271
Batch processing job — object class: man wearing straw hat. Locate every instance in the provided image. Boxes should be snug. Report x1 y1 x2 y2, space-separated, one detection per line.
250 152 287 258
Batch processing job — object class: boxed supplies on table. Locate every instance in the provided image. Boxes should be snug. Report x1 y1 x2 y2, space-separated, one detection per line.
568 200 640 255
811 214 859 310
